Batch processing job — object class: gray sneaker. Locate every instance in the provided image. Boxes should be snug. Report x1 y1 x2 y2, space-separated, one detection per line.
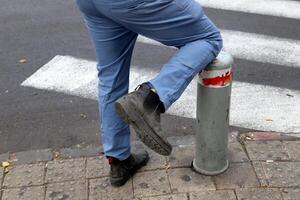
115 83 172 156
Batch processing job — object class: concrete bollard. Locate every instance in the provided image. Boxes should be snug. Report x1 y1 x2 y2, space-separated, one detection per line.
192 51 233 176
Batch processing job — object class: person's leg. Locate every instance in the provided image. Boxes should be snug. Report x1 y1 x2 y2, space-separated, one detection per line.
93 0 223 110
76 0 137 160
91 0 222 155
76 0 150 187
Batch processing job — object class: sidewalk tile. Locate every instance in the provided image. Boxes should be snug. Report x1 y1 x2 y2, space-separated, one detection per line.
189 190 236 200
167 146 194 168
228 142 249 162
46 158 85 183
136 193 188 200
252 161 268 187
9 149 53 165
2 186 45 200
133 170 170 197
168 168 215 193
86 156 109 178
281 188 300 200
3 163 45 187
46 180 87 200
262 162 300 187
89 177 133 200
214 163 259 189
236 188 282 200
141 150 167 171
283 141 300 161
245 141 289 161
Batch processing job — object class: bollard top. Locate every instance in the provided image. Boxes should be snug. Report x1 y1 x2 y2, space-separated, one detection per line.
205 51 234 71
198 51 233 88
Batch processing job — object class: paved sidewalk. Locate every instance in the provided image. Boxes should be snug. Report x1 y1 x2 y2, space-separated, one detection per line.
0 132 300 200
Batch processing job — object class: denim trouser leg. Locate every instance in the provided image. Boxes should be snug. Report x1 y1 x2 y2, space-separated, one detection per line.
77 0 138 160
76 0 223 159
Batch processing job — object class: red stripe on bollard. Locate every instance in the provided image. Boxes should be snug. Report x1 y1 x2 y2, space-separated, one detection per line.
199 69 232 87
202 71 232 87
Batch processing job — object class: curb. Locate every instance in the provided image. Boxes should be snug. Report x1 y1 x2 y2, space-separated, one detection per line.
0 144 103 166
1 132 299 166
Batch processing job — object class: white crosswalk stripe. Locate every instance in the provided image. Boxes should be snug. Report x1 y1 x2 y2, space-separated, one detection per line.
21 0 300 133
138 29 300 68
198 0 300 19
21 55 300 133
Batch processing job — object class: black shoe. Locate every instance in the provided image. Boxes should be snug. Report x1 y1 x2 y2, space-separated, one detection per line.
108 151 149 187
115 83 172 156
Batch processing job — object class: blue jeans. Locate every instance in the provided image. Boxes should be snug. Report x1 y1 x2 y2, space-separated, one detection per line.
76 0 223 160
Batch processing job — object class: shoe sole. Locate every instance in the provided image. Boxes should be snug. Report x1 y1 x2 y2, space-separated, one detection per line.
110 175 129 187
115 97 172 156
110 153 150 187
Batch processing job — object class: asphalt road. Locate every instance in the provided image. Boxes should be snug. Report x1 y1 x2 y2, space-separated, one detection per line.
1 0 300 154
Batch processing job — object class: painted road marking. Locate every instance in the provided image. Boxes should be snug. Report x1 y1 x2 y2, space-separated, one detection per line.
138 30 300 68
197 0 300 19
21 55 300 133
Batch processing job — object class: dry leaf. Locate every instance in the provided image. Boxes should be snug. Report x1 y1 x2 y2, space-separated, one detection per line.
53 151 60 158
1 161 10 168
245 136 252 140
1 161 10 174
19 59 27 63
80 114 87 119
265 118 273 122
165 162 170 170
